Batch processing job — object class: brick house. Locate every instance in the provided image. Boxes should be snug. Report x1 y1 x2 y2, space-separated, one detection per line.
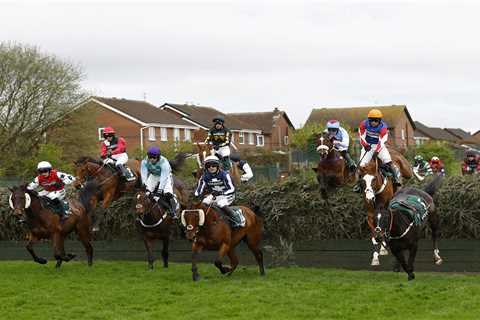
160 103 267 151
76 97 197 152
228 108 295 151
306 105 416 150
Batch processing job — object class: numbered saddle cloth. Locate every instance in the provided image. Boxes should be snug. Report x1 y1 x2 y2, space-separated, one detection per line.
389 194 429 226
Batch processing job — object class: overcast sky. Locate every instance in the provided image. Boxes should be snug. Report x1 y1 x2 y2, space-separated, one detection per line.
2 0 479 131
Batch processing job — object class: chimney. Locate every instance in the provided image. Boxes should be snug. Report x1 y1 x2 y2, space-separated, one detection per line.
274 107 280 113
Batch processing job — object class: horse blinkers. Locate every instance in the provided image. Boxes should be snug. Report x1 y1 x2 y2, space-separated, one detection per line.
9 191 31 219
181 209 205 241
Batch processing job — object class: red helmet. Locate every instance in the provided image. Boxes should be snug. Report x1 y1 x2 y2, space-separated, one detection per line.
103 127 115 134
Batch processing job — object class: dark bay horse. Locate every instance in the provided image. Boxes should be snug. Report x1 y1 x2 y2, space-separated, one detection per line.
193 142 241 186
358 149 413 266
73 155 189 210
374 176 443 280
8 183 95 268
181 202 265 281
134 190 173 270
312 131 355 199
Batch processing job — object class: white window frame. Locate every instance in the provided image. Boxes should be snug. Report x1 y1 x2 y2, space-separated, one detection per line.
231 132 235 143
160 127 168 142
284 135 289 145
148 127 156 141
256 134 264 147
248 133 255 145
401 129 405 140
184 128 191 142
98 127 105 141
239 132 245 144
174 128 180 142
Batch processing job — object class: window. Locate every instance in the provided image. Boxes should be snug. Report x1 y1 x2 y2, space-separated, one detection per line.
239 132 244 144
231 132 235 143
184 128 191 142
257 134 264 147
284 135 289 145
248 133 254 145
148 127 156 141
160 128 168 141
98 128 105 141
174 128 180 142
401 129 405 140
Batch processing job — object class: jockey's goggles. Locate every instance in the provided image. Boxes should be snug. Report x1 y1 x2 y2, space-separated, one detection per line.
368 118 381 123
148 155 159 160
104 133 114 138
205 163 219 169
38 168 51 173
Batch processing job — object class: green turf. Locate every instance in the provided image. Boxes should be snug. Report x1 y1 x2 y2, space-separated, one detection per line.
0 261 479 320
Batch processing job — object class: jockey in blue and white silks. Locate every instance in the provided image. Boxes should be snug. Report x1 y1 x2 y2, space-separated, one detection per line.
325 120 356 171
140 146 177 218
194 155 238 216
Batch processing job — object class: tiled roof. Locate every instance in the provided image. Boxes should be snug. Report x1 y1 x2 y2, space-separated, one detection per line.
414 121 458 142
228 109 295 134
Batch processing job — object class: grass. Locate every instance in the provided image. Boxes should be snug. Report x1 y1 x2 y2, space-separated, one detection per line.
0 261 479 320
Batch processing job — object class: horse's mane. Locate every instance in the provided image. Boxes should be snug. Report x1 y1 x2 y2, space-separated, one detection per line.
75 156 102 166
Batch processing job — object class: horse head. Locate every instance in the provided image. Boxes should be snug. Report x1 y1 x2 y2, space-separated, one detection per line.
8 185 33 220
73 156 102 188
315 132 335 159
134 190 155 218
181 204 207 241
358 159 383 204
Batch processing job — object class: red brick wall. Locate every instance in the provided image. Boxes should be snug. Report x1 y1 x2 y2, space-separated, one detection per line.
270 114 292 151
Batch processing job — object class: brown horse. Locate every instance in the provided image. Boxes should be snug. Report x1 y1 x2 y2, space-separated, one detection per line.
373 176 444 280
312 131 355 199
8 183 95 268
134 190 173 270
181 202 265 281
193 142 241 186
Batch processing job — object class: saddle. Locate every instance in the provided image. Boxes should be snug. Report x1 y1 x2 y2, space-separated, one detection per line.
389 194 429 226
40 197 65 216
213 206 246 228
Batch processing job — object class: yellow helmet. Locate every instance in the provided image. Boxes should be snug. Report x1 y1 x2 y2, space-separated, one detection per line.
368 109 383 119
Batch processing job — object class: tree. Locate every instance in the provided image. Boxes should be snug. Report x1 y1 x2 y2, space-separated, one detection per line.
0 42 87 174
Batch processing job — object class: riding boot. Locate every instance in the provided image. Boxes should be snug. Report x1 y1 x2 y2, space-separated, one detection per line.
386 162 402 186
222 206 244 228
118 164 135 181
341 150 357 172
163 193 178 219
63 201 71 217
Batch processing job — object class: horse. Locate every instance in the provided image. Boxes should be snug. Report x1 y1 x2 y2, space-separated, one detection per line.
8 182 96 268
373 176 443 280
181 201 265 281
134 190 173 270
73 155 189 210
193 142 241 186
312 131 355 199
358 148 414 266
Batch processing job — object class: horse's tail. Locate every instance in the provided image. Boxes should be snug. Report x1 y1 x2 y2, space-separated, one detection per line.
79 180 98 214
423 175 443 197
169 153 188 173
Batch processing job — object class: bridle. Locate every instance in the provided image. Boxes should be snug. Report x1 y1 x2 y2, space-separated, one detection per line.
135 193 168 228
361 159 389 203
375 209 414 241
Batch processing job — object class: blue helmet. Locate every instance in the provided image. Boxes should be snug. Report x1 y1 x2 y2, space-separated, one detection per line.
326 120 340 130
147 146 161 158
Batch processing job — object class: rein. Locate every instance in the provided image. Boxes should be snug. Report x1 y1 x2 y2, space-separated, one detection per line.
386 209 414 240
137 198 167 228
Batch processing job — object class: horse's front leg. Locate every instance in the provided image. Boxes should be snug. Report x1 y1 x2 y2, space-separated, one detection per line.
161 238 169 268
214 243 231 274
192 242 203 282
52 232 75 269
26 234 47 265
144 236 155 270
406 243 418 281
429 213 443 265
367 212 381 266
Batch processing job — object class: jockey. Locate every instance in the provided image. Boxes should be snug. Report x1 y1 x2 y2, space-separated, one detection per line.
140 146 177 219
463 151 480 174
101 126 135 181
230 153 254 182
205 116 232 171
27 161 76 217
325 120 356 172
194 155 240 226
413 155 433 176
429 156 446 176
355 109 401 191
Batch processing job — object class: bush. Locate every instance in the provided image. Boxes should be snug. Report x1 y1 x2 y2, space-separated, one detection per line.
413 141 460 176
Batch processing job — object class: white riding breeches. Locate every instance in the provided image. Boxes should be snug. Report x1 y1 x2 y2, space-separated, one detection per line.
202 194 235 208
215 146 231 158
359 146 392 167
38 189 66 201
145 174 174 194
112 153 129 166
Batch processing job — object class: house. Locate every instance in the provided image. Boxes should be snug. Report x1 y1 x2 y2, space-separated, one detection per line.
414 121 459 145
228 108 295 151
306 105 416 149
444 128 478 144
75 97 198 152
473 130 480 143
160 103 267 150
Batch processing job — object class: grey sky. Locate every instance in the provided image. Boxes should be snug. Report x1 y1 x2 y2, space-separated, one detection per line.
2 0 479 131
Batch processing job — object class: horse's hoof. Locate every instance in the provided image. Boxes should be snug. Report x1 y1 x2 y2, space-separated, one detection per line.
380 247 389 256
66 254 77 261
393 266 401 273
408 273 415 281
192 274 200 282
35 258 48 265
